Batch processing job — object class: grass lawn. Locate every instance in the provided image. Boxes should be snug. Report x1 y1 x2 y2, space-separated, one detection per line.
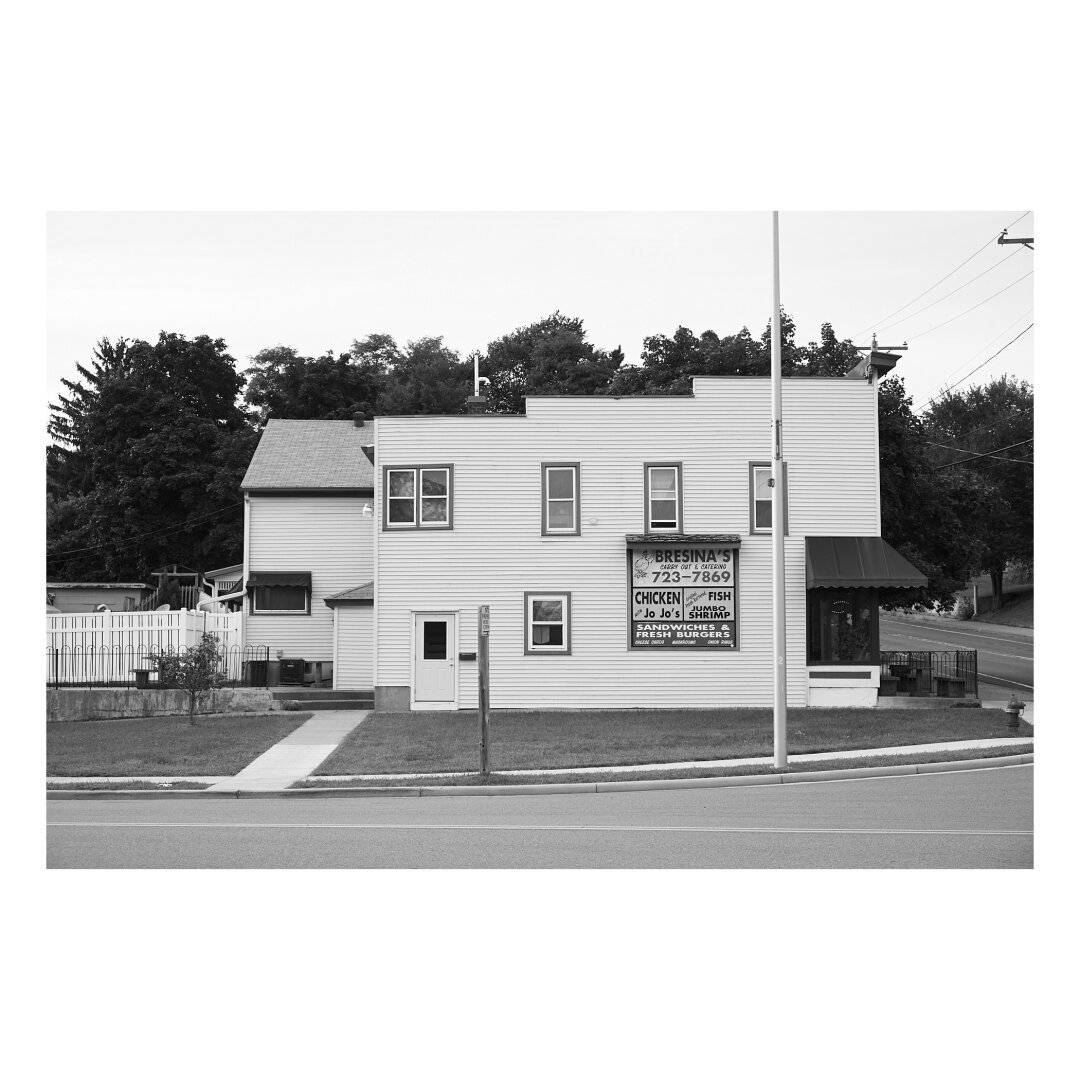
296 742 1033 787
313 707 1033 776
46 713 311 777
47 780 211 790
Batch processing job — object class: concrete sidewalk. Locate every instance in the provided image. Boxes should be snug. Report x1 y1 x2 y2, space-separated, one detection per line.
205 710 369 792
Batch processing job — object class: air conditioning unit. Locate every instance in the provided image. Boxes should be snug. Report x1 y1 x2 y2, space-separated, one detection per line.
279 657 305 685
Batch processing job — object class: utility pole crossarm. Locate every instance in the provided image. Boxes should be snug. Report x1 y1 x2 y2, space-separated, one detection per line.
998 229 1034 249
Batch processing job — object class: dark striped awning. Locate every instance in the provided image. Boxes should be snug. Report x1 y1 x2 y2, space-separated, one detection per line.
247 571 312 588
805 537 927 589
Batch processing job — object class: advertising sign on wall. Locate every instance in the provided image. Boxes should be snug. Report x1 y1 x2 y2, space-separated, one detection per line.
628 543 738 648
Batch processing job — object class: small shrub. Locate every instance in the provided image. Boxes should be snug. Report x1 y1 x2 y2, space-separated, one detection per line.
280 700 302 712
952 594 975 620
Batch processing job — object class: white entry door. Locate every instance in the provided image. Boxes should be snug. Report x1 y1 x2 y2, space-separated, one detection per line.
414 613 457 706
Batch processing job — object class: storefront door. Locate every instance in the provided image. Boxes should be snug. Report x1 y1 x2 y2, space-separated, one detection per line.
414 613 457 705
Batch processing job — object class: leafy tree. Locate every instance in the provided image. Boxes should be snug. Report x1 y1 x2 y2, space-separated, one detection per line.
477 312 624 414
379 336 474 415
243 336 391 423
149 632 228 724
47 333 257 582
875 377 983 610
608 313 858 396
922 376 1034 609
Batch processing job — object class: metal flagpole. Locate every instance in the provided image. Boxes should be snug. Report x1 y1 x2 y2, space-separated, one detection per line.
771 211 788 768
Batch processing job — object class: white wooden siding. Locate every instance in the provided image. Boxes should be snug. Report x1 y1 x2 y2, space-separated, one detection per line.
334 606 373 688
373 379 878 709
246 496 373 661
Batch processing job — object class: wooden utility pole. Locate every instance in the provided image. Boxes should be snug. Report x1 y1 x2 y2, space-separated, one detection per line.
478 605 490 776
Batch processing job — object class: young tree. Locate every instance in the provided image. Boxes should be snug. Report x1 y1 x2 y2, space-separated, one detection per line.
47 333 258 582
149 632 228 724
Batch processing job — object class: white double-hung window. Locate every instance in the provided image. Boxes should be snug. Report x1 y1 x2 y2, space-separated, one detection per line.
525 592 571 654
645 463 681 533
542 463 580 535
384 466 453 529
749 461 787 534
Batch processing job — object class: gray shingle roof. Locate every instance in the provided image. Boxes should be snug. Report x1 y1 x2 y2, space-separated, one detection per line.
323 582 374 607
241 420 375 491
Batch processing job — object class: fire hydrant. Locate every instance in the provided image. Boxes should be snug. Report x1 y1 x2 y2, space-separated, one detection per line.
1005 694 1025 730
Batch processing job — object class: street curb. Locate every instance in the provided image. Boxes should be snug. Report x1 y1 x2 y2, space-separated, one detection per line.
46 752 1033 799
882 611 1033 641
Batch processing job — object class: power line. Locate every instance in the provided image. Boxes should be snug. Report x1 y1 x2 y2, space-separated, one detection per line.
918 324 1034 412
873 246 1023 337
851 211 1031 341
913 308 1033 410
932 437 1033 470
917 406 1034 453
47 502 244 559
905 271 1033 341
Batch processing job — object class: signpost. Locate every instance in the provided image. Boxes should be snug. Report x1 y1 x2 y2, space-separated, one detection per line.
478 605 490 776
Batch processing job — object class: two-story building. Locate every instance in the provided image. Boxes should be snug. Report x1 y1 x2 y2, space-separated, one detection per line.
369 362 925 711
240 418 375 688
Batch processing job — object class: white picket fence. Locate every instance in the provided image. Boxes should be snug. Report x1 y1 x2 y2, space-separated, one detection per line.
48 608 241 653
47 609 243 686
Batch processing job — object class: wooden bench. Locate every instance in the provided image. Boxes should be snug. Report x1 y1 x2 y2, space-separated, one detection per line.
933 675 967 699
131 666 155 690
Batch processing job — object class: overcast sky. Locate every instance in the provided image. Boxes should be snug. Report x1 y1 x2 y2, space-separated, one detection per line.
46 210 1033 416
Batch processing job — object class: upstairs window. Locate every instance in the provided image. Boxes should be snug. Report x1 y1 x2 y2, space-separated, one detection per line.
645 463 682 533
749 461 788 534
542 463 580 535
384 466 453 529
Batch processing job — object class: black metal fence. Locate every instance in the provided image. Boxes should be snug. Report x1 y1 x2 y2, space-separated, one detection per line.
879 650 978 697
46 644 271 690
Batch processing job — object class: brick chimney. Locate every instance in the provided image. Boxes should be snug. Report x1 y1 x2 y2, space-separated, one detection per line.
466 395 487 415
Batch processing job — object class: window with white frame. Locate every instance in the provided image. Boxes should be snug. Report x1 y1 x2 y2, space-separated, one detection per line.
749 461 787 534
524 592 571 653
249 573 312 615
542 463 579 535
645 463 681 533
384 466 452 529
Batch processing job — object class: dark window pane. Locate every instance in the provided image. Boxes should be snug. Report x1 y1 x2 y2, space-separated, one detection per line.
421 470 448 497
421 497 447 522
533 624 563 647
532 599 563 622
388 471 415 497
255 585 307 611
423 621 447 660
756 498 772 529
388 499 415 523
548 501 574 529
547 469 575 499
651 499 677 524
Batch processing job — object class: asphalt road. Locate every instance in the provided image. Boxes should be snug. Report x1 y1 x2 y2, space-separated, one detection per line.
47 766 1033 869
880 614 1033 698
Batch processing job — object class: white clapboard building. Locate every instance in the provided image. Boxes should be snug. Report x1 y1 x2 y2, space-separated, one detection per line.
370 356 926 712
240 418 375 688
